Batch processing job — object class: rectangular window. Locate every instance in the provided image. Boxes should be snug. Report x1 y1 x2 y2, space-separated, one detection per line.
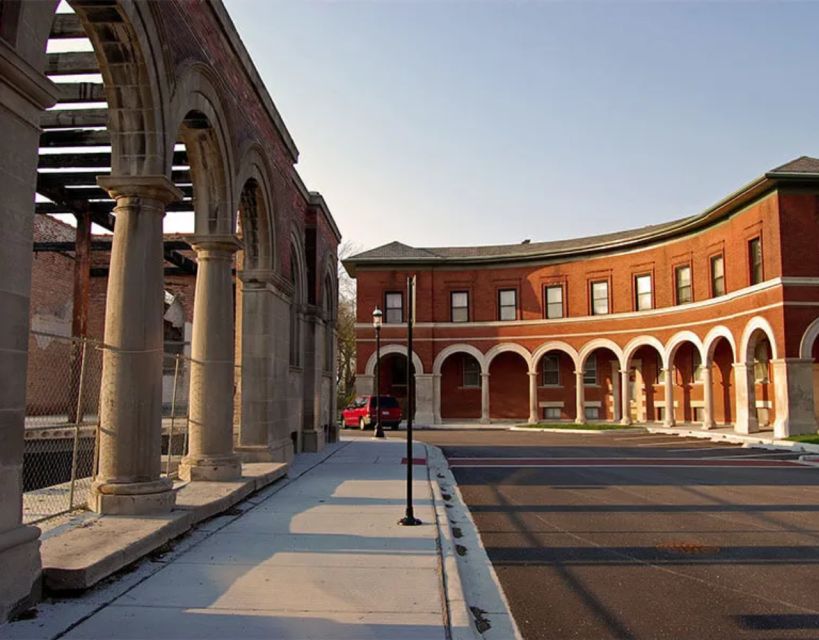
545 285 564 319
385 292 403 324
635 274 652 311
749 237 763 285
590 280 609 315
584 406 600 420
462 356 480 388
543 406 561 420
656 353 666 384
451 291 469 323
691 350 703 383
710 255 725 297
583 357 597 385
675 265 692 305
498 289 517 321
541 355 560 386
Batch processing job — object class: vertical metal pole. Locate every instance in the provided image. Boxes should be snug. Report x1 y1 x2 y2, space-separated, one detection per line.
182 356 190 458
399 275 421 526
68 339 88 510
166 354 181 476
374 326 385 438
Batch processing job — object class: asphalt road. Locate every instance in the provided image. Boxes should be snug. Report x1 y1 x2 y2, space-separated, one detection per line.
351 428 819 640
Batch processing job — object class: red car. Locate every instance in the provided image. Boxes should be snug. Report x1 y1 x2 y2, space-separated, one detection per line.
341 395 402 430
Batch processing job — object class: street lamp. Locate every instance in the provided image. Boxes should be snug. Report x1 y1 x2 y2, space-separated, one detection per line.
372 307 385 439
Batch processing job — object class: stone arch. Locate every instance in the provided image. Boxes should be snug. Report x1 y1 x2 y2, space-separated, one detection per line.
665 331 705 365
322 255 338 322
235 143 276 272
433 344 487 375
71 0 173 176
169 63 236 235
624 336 667 369
799 317 819 359
289 229 308 304
704 325 737 363
485 342 532 370
579 338 625 370
739 316 779 364
530 341 580 373
365 345 424 377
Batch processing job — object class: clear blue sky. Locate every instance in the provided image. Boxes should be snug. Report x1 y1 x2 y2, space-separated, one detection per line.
224 0 819 252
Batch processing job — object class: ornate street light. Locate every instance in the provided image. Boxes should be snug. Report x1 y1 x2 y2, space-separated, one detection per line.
372 307 385 439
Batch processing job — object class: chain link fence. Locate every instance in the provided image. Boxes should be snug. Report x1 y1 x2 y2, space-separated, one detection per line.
23 332 193 525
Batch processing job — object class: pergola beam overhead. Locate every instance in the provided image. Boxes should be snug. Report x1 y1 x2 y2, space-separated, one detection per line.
57 83 106 103
45 52 99 76
40 129 110 148
37 149 188 169
50 14 86 39
41 109 108 129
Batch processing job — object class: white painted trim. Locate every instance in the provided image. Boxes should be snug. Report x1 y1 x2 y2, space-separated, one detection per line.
539 401 564 408
363 344 425 376
432 343 487 375
799 317 819 359
739 316 779 364
584 401 602 408
755 400 773 409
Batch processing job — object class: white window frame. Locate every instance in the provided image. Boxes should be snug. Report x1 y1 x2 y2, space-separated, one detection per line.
583 357 597 385
711 255 725 297
498 288 517 321
675 264 692 305
462 356 481 388
451 291 469 323
385 291 403 324
635 274 652 311
541 355 560 386
590 280 609 315
545 285 564 319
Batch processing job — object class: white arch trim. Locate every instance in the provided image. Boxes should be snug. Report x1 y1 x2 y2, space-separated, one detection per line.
739 316 779 364
432 344 487 375
578 339 625 371
799 317 819 360
703 325 737 363
530 341 580 373
364 344 425 377
484 343 532 371
665 331 705 366
623 335 667 369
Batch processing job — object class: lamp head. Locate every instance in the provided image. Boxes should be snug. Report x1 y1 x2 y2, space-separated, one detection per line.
372 307 383 329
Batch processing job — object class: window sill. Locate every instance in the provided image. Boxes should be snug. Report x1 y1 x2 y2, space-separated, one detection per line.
538 384 563 389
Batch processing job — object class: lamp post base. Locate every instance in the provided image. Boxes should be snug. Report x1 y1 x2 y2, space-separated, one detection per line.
398 513 422 526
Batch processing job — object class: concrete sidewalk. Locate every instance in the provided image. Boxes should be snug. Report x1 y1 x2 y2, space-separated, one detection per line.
2 438 467 640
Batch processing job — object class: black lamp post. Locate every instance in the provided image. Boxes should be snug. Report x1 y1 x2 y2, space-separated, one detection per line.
372 307 385 439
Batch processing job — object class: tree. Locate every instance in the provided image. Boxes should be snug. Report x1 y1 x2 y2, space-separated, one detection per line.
336 241 359 411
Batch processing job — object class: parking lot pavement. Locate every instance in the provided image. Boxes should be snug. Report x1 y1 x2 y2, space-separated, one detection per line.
404 429 819 640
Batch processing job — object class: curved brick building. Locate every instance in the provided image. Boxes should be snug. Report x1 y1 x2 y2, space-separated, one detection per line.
344 157 819 437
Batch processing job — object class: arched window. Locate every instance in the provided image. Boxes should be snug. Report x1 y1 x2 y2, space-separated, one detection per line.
289 254 301 367
323 278 334 373
753 339 770 383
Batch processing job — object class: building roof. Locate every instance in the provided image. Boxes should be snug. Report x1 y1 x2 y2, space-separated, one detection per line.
343 156 819 276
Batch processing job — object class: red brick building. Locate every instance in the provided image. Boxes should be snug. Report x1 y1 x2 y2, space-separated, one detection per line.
344 157 819 437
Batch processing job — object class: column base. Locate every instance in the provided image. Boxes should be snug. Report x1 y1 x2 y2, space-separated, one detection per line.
302 429 326 453
774 418 818 439
620 417 632 426
663 421 676 428
414 411 434 427
735 418 760 435
235 444 277 463
0 525 41 623
179 454 241 482
90 478 175 515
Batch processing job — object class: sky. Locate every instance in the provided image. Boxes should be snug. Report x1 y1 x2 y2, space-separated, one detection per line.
223 1 819 252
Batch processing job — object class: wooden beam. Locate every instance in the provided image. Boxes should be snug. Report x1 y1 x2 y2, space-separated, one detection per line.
40 129 110 148
91 267 192 278
34 240 192 253
37 169 190 187
50 14 86 38
36 173 116 230
48 184 193 201
41 109 107 129
45 52 99 76
57 82 106 103
38 149 187 168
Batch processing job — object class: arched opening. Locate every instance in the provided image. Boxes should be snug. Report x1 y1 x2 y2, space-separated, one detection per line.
532 349 577 421
669 342 704 424
488 351 529 420
580 347 619 422
377 352 416 420
440 352 482 420
709 336 735 426
813 339 819 424
626 345 664 423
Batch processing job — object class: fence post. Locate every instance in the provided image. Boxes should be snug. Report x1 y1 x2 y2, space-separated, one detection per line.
68 339 89 510
166 354 181 476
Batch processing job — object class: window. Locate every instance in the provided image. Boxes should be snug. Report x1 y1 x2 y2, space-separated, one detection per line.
451 291 469 323
583 357 597 385
675 265 692 305
590 281 609 315
710 255 725 297
462 356 480 388
543 407 561 420
498 289 517 321
545 285 564 319
635 274 652 311
385 292 403 324
749 238 763 285
656 353 666 384
584 406 600 420
541 355 560 386
754 340 770 383
691 349 703 383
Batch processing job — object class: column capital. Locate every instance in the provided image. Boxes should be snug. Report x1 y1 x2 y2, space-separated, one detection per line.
189 234 243 255
527 371 539 378
97 175 183 203
239 269 275 287
480 372 491 379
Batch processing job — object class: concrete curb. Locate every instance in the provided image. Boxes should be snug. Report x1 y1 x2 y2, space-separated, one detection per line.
426 445 523 640
645 426 819 453
508 426 647 435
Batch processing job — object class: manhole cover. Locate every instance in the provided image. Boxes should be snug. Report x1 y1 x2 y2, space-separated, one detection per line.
656 541 720 555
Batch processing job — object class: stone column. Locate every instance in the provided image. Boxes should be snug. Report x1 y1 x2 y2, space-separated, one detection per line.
235 270 276 461
575 370 586 424
620 369 632 425
663 368 676 427
610 361 621 422
90 176 182 513
301 308 325 453
415 374 435 425
432 374 442 424
528 372 539 424
701 365 715 429
0 36 59 620
269 284 295 461
772 358 818 438
733 363 758 434
179 236 242 481
480 372 490 423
